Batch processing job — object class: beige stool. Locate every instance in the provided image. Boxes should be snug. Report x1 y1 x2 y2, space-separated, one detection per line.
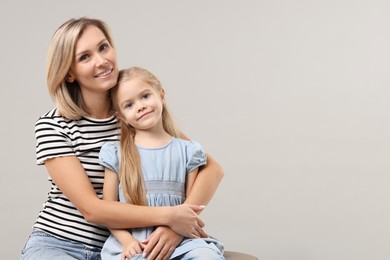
224 251 258 260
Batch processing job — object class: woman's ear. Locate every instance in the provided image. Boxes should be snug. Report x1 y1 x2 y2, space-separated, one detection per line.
65 72 75 83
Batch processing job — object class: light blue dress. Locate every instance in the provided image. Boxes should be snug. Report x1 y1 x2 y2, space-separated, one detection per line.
99 138 224 259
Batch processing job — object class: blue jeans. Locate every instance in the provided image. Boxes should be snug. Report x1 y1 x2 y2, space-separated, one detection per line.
20 228 101 260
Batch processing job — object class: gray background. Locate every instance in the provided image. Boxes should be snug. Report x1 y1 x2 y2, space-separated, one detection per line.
1 1 389 259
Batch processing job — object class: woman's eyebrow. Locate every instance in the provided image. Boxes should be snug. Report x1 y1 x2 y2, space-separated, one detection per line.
75 39 107 58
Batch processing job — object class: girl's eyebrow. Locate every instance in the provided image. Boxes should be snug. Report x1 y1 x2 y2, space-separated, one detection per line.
119 87 152 107
120 98 133 107
75 38 107 59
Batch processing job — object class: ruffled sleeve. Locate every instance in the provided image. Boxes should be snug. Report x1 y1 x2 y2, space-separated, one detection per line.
99 142 120 174
186 140 207 174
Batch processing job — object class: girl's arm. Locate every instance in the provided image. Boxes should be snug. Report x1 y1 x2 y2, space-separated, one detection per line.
44 155 205 237
103 169 143 259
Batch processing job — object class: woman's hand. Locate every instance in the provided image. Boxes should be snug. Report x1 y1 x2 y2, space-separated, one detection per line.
141 226 182 260
167 204 207 238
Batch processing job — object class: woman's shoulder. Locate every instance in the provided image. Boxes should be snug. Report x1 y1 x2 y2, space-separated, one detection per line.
35 108 69 125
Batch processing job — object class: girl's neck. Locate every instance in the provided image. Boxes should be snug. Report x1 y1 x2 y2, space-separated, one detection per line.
135 129 172 148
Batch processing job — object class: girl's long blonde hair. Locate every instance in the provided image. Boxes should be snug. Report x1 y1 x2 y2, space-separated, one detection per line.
112 67 184 205
47 17 115 120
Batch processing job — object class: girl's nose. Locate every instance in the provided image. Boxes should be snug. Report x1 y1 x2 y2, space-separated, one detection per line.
137 103 146 112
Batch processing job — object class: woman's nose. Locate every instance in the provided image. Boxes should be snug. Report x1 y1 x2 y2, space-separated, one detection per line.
96 54 107 67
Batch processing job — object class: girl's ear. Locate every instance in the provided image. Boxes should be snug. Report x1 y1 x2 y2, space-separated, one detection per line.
115 111 125 121
160 88 166 103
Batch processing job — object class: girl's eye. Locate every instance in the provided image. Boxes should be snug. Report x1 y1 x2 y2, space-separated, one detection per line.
143 93 150 99
125 103 133 109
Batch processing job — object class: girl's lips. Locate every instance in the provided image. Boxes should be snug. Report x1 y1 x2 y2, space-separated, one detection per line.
137 111 152 121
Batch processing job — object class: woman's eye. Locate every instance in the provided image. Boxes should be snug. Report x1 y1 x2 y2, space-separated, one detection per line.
79 54 90 62
100 43 109 52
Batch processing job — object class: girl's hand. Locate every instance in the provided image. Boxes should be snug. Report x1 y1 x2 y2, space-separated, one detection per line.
121 239 144 260
141 226 183 260
167 204 207 238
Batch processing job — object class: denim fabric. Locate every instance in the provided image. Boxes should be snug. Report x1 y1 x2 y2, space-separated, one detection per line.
20 228 101 260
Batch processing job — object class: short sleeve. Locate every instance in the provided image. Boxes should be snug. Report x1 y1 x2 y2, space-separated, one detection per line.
186 140 207 173
99 142 120 174
35 115 75 165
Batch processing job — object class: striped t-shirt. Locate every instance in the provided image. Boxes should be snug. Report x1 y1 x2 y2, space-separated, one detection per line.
33 108 120 249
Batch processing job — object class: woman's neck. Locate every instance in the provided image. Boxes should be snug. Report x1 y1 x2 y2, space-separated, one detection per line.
83 91 113 119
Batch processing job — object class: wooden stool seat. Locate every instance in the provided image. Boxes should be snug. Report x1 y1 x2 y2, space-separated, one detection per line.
224 250 258 260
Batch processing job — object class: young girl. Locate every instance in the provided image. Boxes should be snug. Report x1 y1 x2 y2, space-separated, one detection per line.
21 17 224 260
99 67 224 259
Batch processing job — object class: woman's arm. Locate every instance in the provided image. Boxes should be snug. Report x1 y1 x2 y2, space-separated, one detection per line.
184 154 224 205
185 168 199 198
179 133 224 205
44 155 204 236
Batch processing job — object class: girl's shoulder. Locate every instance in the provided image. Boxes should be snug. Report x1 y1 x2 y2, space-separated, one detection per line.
172 137 203 149
101 141 120 152
99 141 120 173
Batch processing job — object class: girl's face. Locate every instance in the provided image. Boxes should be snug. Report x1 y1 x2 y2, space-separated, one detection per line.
116 78 165 132
68 25 118 96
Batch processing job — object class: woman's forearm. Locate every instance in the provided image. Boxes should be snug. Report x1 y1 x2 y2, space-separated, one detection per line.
86 200 205 237
85 198 171 228
184 154 224 205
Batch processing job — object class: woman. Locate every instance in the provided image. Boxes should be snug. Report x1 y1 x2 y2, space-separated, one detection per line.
20 17 223 260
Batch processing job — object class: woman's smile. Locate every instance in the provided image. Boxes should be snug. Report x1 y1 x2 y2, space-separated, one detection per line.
95 68 114 78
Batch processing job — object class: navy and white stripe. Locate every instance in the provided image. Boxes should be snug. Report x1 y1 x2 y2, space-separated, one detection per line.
33 108 120 249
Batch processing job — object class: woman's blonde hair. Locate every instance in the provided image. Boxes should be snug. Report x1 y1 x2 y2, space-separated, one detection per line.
112 67 184 205
46 17 115 120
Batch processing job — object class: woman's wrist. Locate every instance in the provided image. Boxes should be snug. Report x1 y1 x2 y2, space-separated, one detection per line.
159 206 173 227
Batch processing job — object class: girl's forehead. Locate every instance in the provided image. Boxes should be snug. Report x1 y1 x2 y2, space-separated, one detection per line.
123 78 153 90
118 79 150 95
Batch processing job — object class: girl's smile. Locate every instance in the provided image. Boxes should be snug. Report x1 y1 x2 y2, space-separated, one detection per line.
117 78 165 132
137 110 153 121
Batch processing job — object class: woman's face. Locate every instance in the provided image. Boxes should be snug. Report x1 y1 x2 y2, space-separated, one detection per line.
68 25 118 96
